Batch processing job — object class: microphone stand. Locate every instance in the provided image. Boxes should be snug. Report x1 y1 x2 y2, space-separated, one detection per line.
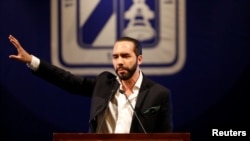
119 90 147 133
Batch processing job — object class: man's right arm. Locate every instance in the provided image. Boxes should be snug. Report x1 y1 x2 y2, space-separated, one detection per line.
8 34 95 96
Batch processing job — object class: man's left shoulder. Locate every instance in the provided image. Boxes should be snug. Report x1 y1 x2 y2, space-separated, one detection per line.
143 76 170 92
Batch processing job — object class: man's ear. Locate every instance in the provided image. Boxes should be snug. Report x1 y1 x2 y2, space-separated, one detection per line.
137 55 143 65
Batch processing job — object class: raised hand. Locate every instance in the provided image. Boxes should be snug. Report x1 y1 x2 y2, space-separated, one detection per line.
8 35 32 63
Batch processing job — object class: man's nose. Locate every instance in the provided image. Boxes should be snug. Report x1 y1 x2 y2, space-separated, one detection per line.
117 57 124 65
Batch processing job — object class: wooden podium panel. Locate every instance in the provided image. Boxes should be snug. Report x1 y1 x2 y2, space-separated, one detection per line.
53 133 190 141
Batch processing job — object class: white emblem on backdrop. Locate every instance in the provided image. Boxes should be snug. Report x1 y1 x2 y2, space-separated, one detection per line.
51 0 186 75
122 0 155 41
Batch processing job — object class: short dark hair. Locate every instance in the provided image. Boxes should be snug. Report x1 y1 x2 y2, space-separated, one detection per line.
116 36 142 56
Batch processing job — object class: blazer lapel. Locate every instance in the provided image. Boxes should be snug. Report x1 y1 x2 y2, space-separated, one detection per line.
135 89 148 111
90 78 119 121
134 75 153 111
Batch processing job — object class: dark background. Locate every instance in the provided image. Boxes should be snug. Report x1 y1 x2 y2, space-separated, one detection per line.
0 0 249 141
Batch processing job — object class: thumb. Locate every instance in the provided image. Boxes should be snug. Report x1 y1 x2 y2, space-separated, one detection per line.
9 55 19 60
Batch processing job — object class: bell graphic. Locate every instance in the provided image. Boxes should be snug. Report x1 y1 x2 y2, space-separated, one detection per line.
122 0 156 41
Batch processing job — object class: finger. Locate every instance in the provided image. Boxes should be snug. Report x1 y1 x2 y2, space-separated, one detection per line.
10 39 20 48
9 35 17 42
9 55 19 59
9 35 18 44
8 34 13 39
9 35 22 49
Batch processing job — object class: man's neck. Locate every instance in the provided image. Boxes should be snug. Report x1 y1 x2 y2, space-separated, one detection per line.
121 70 140 93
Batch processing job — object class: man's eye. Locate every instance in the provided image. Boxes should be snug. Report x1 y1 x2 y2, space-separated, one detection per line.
122 55 129 58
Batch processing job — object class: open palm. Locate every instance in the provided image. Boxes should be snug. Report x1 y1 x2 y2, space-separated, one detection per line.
8 35 32 63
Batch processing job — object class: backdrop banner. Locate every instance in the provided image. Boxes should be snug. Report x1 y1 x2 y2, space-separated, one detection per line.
0 0 249 141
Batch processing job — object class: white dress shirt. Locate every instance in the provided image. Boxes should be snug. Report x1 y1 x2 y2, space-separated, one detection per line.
113 71 143 133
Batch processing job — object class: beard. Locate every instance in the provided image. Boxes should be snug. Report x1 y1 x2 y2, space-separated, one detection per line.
115 62 137 80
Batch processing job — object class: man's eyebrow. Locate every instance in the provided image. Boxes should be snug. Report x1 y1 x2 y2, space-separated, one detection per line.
113 53 130 55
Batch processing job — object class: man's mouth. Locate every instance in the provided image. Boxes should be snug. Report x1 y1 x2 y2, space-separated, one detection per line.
117 68 126 73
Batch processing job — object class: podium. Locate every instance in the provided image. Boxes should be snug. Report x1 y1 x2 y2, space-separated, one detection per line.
53 133 190 141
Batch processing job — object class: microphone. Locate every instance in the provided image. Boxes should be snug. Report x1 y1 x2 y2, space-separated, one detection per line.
119 89 147 133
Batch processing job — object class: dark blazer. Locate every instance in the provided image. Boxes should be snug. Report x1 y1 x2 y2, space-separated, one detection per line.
33 60 173 133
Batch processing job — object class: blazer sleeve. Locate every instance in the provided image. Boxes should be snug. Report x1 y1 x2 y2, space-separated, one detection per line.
32 60 95 96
